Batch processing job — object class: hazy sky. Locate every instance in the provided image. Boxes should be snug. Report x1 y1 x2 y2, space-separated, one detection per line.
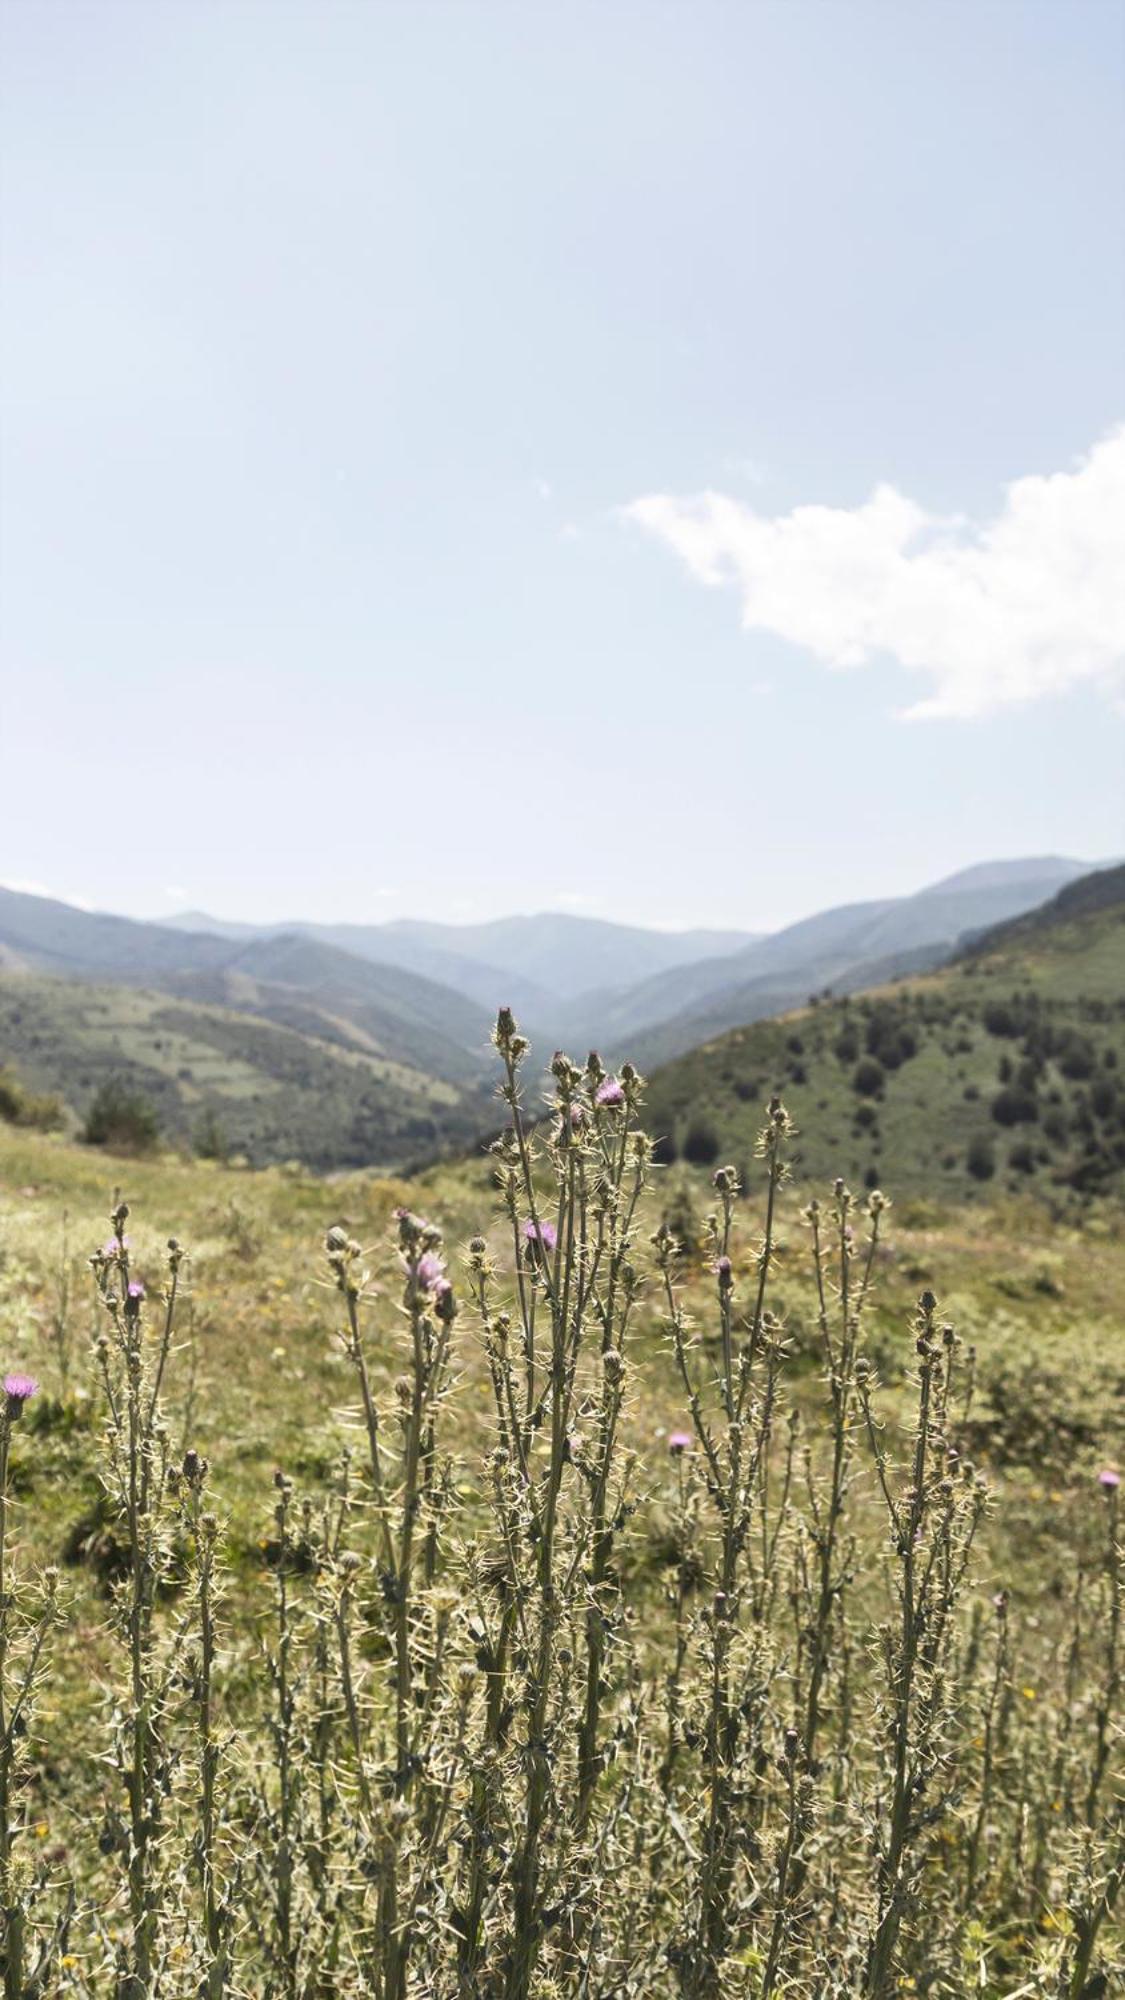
2 0 1123 932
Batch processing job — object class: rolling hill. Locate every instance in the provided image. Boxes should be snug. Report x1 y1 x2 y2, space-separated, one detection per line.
159 859 1098 1060
0 972 493 1171
0 888 495 1088
644 864 1125 1204
160 908 761 1022
1 861 1113 1175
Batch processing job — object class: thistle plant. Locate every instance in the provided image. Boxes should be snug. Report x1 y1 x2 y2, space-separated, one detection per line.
89 1207 186 1996
172 1447 232 1995
461 1020 650 1995
325 1199 460 1998
0 1019 1120 1996
654 1103 792 1991
858 1293 987 1994
0 1373 65 1999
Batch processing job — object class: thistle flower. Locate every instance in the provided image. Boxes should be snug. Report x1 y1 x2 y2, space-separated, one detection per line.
3 1374 38 1417
668 1430 692 1455
596 1077 625 1109
415 1250 447 1293
714 1255 733 1291
127 1280 145 1300
523 1218 558 1255
1098 1467 1121 1491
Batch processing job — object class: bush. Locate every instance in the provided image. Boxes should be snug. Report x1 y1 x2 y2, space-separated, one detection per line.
967 1135 995 1180
991 1086 1039 1127
82 1077 160 1152
681 1115 720 1166
851 1057 885 1098
193 1107 229 1160
0 1067 63 1131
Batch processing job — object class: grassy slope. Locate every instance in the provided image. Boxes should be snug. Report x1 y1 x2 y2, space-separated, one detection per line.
645 880 1125 1204
0 972 492 1170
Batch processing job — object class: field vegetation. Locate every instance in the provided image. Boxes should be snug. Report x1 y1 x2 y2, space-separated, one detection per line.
0 1000 1120 1994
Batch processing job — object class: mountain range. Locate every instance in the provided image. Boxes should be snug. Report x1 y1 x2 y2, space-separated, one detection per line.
0 856 1112 1168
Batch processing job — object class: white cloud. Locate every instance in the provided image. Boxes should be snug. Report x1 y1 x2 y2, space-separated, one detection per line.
626 427 1125 719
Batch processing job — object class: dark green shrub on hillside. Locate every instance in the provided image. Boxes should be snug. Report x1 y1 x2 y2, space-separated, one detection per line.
1058 1036 1096 1080
983 1001 1022 1037
864 1003 918 1071
967 1135 995 1180
851 1057 885 1098
82 1077 160 1153
991 1086 1039 1127
682 1115 720 1166
650 1129 677 1166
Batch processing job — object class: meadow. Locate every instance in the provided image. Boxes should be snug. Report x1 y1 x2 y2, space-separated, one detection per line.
0 1009 1121 1997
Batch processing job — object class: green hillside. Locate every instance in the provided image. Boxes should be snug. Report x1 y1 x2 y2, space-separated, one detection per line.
645 868 1125 1203
0 887 496 1089
0 972 493 1170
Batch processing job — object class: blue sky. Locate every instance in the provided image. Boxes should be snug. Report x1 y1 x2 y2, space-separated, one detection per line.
1 0 1123 931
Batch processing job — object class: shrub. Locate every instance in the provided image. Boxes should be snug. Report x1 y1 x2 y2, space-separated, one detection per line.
681 1114 720 1165
193 1106 229 1160
0 1066 63 1130
82 1077 160 1152
983 1001 1021 1037
967 1134 995 1180
852 1056 885 1097
991 1086 1039 1127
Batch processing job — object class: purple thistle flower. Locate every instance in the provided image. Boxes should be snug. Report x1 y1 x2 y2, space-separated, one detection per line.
127 1280 145 1300
595 1077 625 1109
1098 1467 1121 1491
3 1374 38 1415
714 1255 733 1291
102 1236 129 1257
522 1218 558 1255
668 1430 693 1455
415 1250 447 1294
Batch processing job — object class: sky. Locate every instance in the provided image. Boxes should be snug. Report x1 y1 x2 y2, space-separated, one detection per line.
1 0 1123 934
